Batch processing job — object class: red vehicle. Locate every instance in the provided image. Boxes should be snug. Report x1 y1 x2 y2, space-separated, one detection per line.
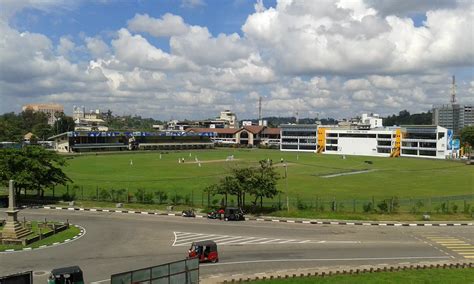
188 240 219 263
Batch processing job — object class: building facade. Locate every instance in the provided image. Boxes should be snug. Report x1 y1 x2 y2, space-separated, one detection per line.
280 124 452 159
280 124 318 151
22 103 64 125
432 104 474 136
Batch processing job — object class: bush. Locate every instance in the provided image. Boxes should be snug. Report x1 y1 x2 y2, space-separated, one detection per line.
170 194 183 205
154 191 168 204
136 188 146 202
363 202 373 213
184 194 192 206
451 203 458 213
62 192 76 202
410 200 424 214
143 192 154 204
296 197 308 210
463 203 471 214
377 200 389 213
99 189 110 201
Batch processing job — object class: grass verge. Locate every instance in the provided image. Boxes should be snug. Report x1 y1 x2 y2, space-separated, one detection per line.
269 210 474 221
0 223 81 251
251 268 474 283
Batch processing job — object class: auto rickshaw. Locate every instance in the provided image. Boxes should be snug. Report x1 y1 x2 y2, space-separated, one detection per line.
188 240 219 263
47 266 84 284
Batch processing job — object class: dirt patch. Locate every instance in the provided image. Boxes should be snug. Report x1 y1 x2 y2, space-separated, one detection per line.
182 159 241 164
320 169 377 178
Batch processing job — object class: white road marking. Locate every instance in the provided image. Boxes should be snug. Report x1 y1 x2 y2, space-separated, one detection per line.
172 232 361 247
202 256 451 266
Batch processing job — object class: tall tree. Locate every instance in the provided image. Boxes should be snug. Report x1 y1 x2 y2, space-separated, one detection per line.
52 113 75 134
0 146 71 197
460 126 474 148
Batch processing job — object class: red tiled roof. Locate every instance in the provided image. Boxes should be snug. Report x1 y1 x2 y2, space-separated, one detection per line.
241 125 265 134
186 128 239 134
262 128 281 135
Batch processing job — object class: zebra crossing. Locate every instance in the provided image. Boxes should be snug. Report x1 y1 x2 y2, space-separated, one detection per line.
422 234 474 259
172 232 360 247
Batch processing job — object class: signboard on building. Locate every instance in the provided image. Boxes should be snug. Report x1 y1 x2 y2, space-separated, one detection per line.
447 129 453 150
452 138 460 150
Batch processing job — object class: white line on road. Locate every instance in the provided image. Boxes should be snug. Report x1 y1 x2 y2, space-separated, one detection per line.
202 256 451 266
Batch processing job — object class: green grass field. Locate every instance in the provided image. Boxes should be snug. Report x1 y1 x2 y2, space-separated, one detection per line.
55 149 472 203
251 268 474 283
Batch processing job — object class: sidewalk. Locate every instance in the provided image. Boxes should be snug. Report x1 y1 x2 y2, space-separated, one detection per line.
200 260 474 283
39 205 474 226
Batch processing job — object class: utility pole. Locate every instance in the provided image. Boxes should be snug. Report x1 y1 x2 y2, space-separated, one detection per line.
450 75 456 104
258 96 262 126
285 163 289 212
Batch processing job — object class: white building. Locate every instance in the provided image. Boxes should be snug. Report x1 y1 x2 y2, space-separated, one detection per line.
361 113 383 129
219 110 237 128
280 124 452 159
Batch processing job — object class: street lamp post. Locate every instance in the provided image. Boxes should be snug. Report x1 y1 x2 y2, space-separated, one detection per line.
284 163 289 212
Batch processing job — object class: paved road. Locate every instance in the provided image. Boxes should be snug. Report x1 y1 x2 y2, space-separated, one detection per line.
1 209 472 283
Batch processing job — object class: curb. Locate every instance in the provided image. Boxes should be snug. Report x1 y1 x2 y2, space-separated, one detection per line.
41 206 474 227
0 224 86 254
218 261 474 283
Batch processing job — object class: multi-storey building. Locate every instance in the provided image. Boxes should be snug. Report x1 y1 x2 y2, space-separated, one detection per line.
432 104 474 136
22 103 64 125
280 124 452 159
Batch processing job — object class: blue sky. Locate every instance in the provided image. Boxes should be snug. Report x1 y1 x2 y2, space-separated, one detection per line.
1 0 472 119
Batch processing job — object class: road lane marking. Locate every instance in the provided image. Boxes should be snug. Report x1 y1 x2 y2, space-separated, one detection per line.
172 232 358 247
202 256 451 266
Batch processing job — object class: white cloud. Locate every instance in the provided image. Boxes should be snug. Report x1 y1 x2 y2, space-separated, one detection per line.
127 13 189 37
242 0 474 75
170 26 253 66
111 28 195 71
85 37 110 58
181 0 205 8
1 0 473 120
57 36 75 57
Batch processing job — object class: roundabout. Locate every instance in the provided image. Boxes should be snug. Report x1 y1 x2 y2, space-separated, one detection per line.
0 223 85 253
0 208 472 283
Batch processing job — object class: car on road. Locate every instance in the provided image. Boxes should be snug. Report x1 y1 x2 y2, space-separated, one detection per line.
188 240 219 263
47 266 84 284
224 207 245 221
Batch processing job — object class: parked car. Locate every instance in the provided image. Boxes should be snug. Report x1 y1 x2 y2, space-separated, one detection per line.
224 207 245 221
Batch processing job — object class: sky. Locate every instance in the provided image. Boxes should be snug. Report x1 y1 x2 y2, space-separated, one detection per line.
0 0 473 120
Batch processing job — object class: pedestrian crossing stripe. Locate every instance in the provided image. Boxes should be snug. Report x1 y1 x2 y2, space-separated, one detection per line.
421 235 474 259
172 232 360 247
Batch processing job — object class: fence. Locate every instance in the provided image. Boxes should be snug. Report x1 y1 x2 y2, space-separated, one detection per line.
111 258 199 284
10 184 473 215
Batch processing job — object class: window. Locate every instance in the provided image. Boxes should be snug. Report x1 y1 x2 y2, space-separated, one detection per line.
402 149 417 155
419 150 436 157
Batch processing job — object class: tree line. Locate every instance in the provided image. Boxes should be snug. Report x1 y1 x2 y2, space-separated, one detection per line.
204 160 280 209
0 110 74 142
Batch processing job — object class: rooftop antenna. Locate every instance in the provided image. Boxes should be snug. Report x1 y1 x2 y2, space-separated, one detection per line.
450 75 456 104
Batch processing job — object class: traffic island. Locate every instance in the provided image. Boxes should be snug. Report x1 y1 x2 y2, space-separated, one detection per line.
0 221 83 252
